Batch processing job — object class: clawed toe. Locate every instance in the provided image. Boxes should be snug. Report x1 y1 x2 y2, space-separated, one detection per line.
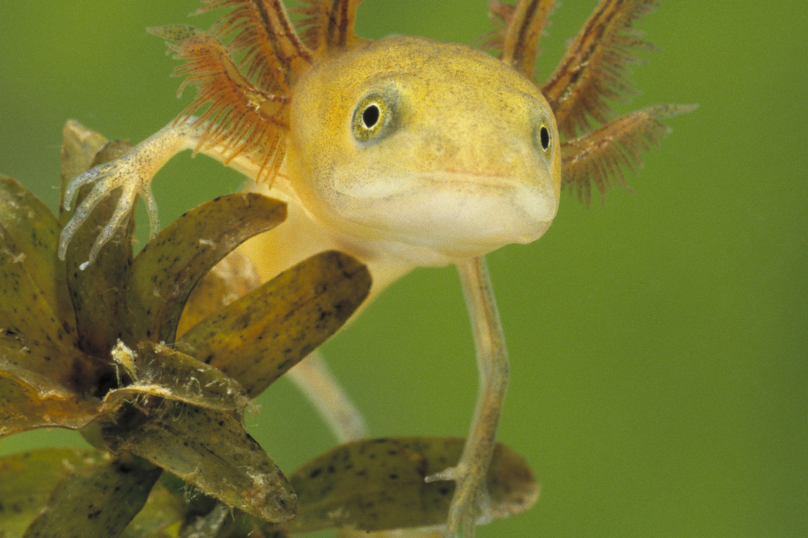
426 464 493 537
58 153 159 267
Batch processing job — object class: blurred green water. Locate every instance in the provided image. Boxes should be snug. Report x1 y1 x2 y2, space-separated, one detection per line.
0 1 805 536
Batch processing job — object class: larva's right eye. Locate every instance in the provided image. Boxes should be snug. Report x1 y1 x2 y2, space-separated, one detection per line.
352 92 397 143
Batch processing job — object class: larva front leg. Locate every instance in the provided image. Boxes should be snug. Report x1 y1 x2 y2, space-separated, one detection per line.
59 121 200 268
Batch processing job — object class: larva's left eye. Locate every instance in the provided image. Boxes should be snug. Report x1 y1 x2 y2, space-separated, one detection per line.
536 122 552 156
540 126 551 151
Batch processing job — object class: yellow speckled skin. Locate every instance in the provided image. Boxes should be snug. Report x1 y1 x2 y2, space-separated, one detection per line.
287 36 560 264
239 36 560 300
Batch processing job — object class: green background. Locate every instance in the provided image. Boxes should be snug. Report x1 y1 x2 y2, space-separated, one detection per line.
1 1 806 536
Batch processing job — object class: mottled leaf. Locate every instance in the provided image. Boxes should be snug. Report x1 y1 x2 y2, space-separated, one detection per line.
119 480 185 538
129 193 286 344
24 454 162 538
0 328 113 397
0 363 100 437
102 341 252 414
103 401 296 523
179 250 371 397
0 229 72 350
0 448 110 536
280 437 538 534
64 140 137 357
0 175 74 336
177 250 262 338
156 472 219 519
337 529 440 538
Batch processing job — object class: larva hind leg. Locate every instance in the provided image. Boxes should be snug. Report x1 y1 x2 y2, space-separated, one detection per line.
286 351 369 443
426 256 508 537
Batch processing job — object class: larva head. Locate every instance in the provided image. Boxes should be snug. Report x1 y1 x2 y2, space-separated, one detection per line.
287 36 561 265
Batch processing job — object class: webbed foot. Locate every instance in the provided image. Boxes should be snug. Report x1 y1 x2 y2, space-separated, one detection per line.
60 146 161 268
426 462 493 537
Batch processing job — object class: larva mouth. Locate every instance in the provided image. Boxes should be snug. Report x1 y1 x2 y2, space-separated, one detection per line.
332 171 559 259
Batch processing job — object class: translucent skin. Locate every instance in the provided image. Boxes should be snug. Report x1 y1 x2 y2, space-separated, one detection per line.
290 37 559 259
242 36 560 297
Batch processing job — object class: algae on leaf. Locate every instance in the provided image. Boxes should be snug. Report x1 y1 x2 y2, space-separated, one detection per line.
0 121 375 537
280 437 538 534
128 193 287 344
24 454 163 538
180 250 372 397
0 448 111 536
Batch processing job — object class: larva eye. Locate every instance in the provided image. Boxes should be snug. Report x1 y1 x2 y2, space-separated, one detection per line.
536 121 552 156
352 93 396 142
540 125 550 151
362 104 380 129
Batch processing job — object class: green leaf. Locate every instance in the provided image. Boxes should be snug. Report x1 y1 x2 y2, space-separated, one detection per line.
24 453 162 538
0 228 72 351
179 250 371 397
0 175 73 336
0 328 113 398
119 480 185 538
0 359 100 438
0 448 110 536
129 193 286 344
102 401 296 523
64 139 137 357
279 437 539 534
177 251 261 338
102 341 252 415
